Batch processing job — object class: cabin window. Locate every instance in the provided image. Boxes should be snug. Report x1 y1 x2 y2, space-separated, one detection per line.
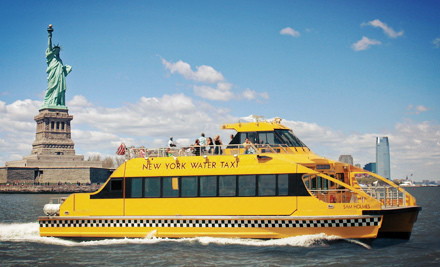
181 176 198 197
90 178 123 199
111 179 123 191
238 175 256 196
258 132 275 145
317 176 322 189
323 176 330 190
231 132 258 144
274 129 307 147
163 177 179 197
131 178 143 198
145 177 160 197
278 174 289 195
219 175 236 196
336 173 345 189
246 132 258 144
310 176 317 189
200 176 217 196
258 174 276 196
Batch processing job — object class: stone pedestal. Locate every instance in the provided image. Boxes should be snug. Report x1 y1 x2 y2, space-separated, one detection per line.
31 108 76 156
3 108 109 184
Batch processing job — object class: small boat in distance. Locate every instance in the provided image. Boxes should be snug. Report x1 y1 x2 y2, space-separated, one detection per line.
39 117 421 240
400 180 416 187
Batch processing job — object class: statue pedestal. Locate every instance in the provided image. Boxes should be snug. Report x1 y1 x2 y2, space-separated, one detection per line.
4 108 107 184
31 108 75 157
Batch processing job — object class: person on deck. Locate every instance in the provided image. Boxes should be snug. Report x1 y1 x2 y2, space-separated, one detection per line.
214 135 223 155
198 133 206 153
243 138 254 154
207 137 214 154
168 137 176 147
192 139 201 156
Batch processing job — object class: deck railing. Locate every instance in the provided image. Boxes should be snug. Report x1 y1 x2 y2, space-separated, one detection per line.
124 144 299 159
361 186 406 207
308 189 368 204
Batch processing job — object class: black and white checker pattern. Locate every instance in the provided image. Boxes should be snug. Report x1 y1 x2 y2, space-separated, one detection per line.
40 216 381 229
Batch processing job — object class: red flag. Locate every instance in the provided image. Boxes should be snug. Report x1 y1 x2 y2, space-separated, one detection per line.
116 143 126 155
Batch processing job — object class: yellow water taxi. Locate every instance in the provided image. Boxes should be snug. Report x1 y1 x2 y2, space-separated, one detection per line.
39 118 421 240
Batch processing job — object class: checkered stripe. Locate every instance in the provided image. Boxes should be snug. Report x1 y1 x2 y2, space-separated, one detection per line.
39 217 380 228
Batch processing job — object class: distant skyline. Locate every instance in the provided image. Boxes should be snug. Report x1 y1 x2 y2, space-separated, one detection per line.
1 1 439 181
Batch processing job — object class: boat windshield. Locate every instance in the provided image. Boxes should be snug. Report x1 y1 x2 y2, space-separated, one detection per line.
229 129 307 147
274 129 307 147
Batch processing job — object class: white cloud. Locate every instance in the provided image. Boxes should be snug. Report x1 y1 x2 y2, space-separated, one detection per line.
351 36 382 51
407 104 428 114
280 27 300 37
161 58 224 84
241 88 270 101
161 58 269 102
194 83 235 101
2 98 439 181
433 38 440 48
363 19 404 38
68 95 93 107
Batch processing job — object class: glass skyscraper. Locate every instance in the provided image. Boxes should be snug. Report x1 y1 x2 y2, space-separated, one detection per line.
376 137 391 180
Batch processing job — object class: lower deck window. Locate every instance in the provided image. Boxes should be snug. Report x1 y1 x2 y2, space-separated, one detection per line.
145 177 160 197
200 176 217 196
96 173 310 199
163 177 179 197
90 178 123 199
239 175 256 196
278 174 289 195
181 176 198 197
219 175 236 196
131 178 143 198
258 174 276 196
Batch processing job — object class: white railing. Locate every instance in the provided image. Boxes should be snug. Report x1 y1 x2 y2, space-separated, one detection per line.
308 189 367 204
124 144 298 159
361 186 406 207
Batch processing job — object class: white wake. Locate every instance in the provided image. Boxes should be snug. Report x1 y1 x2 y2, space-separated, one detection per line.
0 222 369 248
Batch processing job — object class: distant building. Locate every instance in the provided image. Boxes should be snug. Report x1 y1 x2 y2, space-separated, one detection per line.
364 162 377 173
376 137 391 180
338 155 353 165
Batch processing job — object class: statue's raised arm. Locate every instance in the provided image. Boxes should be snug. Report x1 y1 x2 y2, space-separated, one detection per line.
47 25 53 50
41 25 72 110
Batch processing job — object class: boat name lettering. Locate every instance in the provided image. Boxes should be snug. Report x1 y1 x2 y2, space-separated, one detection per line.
343 204 371 209
142 163 163 170
166 162 187 169
142 161 238 171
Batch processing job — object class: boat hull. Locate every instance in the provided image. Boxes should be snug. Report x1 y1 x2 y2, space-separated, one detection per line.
363 206 421 239
39 215 381 239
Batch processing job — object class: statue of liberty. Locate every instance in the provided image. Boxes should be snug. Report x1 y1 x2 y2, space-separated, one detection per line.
41 25 72 110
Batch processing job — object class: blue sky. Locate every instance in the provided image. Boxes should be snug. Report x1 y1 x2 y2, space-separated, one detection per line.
1 0 439 181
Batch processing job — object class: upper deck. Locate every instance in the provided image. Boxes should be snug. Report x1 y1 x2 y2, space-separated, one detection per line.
221 117 290 132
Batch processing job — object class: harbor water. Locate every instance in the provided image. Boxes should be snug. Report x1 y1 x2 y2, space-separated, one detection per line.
0 187 438 266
